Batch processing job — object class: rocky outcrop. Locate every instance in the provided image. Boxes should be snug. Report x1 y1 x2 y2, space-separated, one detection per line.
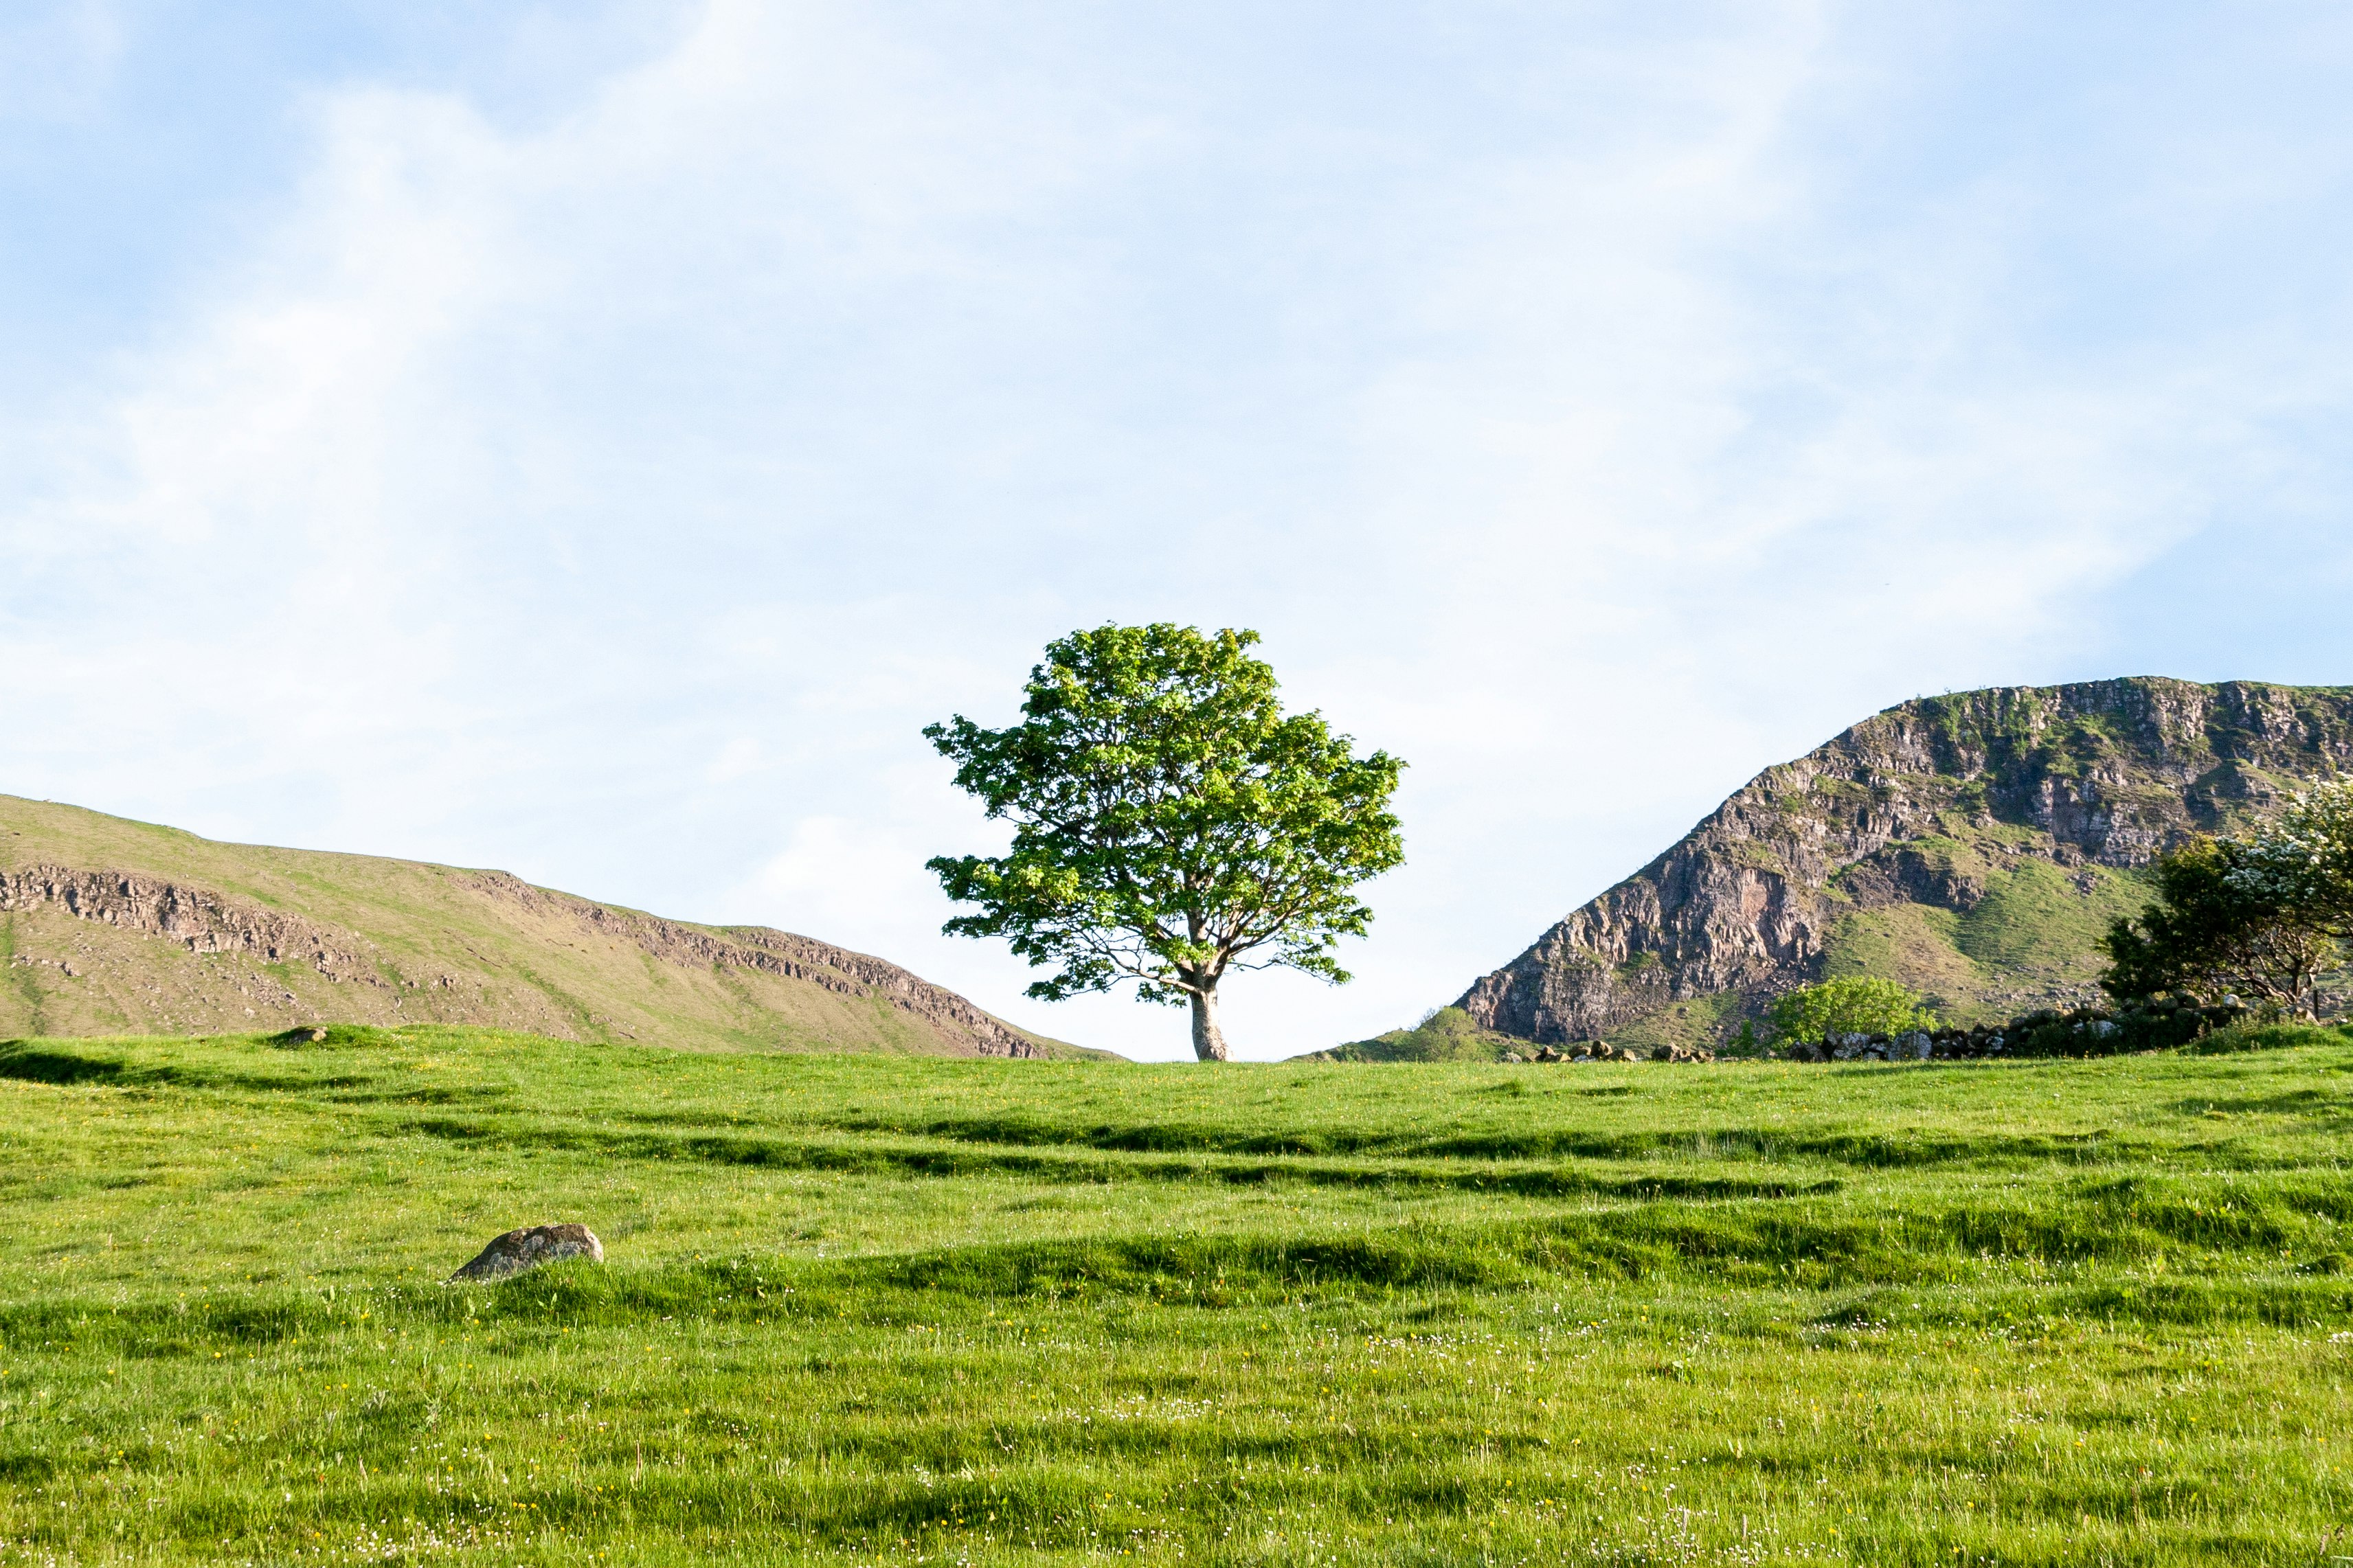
449 1223 604 1282
0 866 381 980
1458 679 2353 1044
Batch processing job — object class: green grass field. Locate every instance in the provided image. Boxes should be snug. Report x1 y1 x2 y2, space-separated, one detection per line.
8 1025 2353 1565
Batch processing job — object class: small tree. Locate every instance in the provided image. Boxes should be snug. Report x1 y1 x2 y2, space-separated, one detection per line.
924 624 1405 1060
1768 976 1935 1046
2231 779 2353 931
2102 835 2336 1017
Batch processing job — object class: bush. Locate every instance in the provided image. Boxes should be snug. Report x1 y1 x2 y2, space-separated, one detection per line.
1769 977 1935 1045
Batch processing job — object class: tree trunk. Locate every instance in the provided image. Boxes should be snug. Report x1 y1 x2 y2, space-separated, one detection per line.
1189 984 1230 1062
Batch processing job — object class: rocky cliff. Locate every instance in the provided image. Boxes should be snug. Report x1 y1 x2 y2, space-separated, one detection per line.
0 795 1094 1058
1456 678 2353 1047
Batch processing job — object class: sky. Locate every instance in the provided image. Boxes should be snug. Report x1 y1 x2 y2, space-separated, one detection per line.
4 1 2352 1060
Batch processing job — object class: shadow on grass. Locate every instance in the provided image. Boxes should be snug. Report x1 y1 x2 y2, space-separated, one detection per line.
0 1041 362 1095
18 1174 2353 1357
813 1112 2159 1170
390 1115 1843 1201
0 1046 131 1086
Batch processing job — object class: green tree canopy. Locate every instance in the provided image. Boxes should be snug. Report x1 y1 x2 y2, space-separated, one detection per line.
2101 834 2337 1017
923 624 1406 1060
2229 779 2353 931
1768 976 1936 1047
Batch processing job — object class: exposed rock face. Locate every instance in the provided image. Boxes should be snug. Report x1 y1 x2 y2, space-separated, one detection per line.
449 1223 604 1282
0 867 371 977
1457 679 2353 1045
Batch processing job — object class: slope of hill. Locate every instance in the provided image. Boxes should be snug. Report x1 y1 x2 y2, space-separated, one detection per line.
1454 677 2353 1050
0 794 1094 1057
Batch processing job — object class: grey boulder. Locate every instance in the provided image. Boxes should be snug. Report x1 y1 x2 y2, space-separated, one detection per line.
449 1223 604 1283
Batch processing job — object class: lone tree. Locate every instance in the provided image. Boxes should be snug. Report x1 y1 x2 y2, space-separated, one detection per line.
923 624 1405 1060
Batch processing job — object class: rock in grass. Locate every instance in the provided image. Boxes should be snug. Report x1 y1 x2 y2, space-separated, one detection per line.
449 1223 603 1283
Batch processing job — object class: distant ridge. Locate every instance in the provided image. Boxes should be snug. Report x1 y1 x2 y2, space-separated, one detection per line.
0 795 1098 1058
1454 678 2353 1049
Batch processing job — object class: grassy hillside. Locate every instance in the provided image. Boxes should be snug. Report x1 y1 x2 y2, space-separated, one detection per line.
1817 850 2158 1027
8 1025 2353 1562
0 794 1091 1058
1316 1004 1524 1061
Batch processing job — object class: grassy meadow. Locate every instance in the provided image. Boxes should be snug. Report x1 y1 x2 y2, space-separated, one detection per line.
6 1025 2353 1565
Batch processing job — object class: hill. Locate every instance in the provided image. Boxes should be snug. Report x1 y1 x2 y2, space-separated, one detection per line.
7 1021 2352 1560
1454 677 2353 1052
1311 1002 1526 1062
0 793 1094 1057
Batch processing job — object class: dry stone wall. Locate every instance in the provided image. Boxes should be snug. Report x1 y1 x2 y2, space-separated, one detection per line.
1779 1000 2247 1063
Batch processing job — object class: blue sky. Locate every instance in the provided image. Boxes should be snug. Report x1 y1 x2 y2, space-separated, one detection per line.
4 1 2351 1059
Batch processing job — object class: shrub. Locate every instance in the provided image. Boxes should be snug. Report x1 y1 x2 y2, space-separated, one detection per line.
1768 977 1935 1045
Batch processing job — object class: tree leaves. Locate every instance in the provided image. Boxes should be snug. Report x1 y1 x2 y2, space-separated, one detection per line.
923 624 1405 1013
1768 977 1937 1045
2229 780 2353 931
2104 834 2339 1016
